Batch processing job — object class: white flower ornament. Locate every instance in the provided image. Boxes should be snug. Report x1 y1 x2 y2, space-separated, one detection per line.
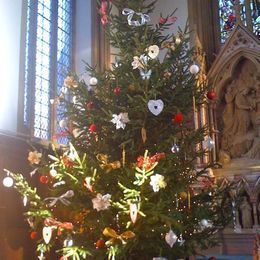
147 45 159 59
111 112 130 129
92 193 111 211
150 174 167 192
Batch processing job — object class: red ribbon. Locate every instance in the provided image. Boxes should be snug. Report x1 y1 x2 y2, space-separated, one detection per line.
44 217 73 236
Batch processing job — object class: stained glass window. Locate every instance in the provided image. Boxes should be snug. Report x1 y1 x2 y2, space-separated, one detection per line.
219 0 260 43
24 0 73 141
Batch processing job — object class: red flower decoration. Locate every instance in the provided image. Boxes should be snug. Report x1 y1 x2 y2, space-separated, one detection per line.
99 0 109 26
89 123 97 133
159 17 167 25
173 112 184 124
137 152 165 171
62 156 74 168
113 86 121 95
101 15 108 26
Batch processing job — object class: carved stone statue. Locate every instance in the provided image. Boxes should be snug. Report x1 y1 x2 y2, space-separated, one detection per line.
239 196 253 228
220 59 259 159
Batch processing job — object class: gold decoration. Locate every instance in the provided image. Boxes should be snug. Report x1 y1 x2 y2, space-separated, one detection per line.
188 190 191 209
179 191 188 200
122 145 126 167
96 154 121 172
161 41 171 49
103 227 135 245
128 84 136 91
141 127 147 143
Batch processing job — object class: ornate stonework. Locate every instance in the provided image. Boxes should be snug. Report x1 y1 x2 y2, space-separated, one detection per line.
208 24 260 163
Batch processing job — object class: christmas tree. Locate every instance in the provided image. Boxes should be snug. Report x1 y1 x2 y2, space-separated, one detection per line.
4 0 233 259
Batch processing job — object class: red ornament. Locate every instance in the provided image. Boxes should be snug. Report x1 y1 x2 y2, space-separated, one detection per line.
173 113 184 124
86 101 95 109
113 86 121 95
89 123 97 133
207 90 217 100
30 231 38 239
95 239 105 249
159 16 167 25
39 175 49 184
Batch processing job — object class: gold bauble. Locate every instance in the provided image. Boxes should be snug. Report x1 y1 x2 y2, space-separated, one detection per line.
180 191 188 200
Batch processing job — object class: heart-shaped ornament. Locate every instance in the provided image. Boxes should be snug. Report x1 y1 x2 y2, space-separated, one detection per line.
148 99 164 116
42 226 52 244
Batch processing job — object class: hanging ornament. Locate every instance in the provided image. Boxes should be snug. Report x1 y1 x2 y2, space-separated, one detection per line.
172 112 183 124
23 196 28 206
59 119 67 128
175 36 181 45
113 86 122 95
84 177 93 192
39 175 49 184
86 101 95 110
122 8 150 27
89 123 97 133
89 77 98 86
140 69 152 80
30 231 38 240
130 203 138 224
111 113 130 129
3 176 14 187
200 219 213 230
189 64 200 74
179 191 187 200
165 229 177 248
63 236 74 247
38 251 45 260
27 217 35 228
72 128 84 138
147 45 160 59
171 144 180 153
148 99 164 116
177 234 185 246
207 90 217 100
42 226 52 244
95 238 105 249
141 127 147 143
64 76 77 88
159 16 167 25
49 168 58 178
203 137 215 151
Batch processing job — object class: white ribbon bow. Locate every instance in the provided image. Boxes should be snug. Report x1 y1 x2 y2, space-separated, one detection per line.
122 8 150 26
44 190 74 207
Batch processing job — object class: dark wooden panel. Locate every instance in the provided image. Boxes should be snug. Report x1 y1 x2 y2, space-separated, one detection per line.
0 133 36 260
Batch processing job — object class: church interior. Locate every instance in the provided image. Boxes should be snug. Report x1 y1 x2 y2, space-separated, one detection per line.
0 0 259 259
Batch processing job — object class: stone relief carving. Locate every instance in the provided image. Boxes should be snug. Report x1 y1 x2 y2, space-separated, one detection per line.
239 196 253 228
220 59 260 159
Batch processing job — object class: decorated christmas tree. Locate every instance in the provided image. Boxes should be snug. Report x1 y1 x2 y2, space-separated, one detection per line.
3 1 233 259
